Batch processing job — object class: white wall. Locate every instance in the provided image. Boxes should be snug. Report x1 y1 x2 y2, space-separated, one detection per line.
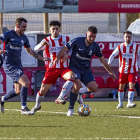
0 0 2 10
1 0 45 10
4 0 23 9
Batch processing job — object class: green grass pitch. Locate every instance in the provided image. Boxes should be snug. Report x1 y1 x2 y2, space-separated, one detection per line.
0 101 140 139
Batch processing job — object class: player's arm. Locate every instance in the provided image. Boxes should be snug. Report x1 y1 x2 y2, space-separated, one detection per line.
25 47 51 61
34 39 49 51
0 38 6 55
137 44 140 72
108 47 119 66
53 45 68 65
99 56 116 80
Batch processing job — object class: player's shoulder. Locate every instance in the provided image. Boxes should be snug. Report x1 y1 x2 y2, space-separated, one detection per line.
93 41 100 48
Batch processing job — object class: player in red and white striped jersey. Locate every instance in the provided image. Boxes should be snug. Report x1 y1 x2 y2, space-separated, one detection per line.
30 21 75 114
108 30 140 108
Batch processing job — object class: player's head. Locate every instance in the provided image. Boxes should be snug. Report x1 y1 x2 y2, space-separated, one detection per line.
15 17 27 35
123 30 132 44
49 20 61 38
86 26 97 44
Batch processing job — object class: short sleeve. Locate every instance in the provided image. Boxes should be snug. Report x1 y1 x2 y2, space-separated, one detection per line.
24 36 31 48
95 44 103 57
66 38 77 51
0 31 11 42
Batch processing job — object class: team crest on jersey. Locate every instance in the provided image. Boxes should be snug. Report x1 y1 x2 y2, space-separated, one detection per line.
21 40 24 45
88 50 92 55
131 49 134 53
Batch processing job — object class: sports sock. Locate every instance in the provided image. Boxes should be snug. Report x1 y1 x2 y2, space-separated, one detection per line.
20 87 28 108
118 89 124 105
69 91 78 109
34 92 44 108
79 86 88 94
128 89 134 104
59 79 74 98
2 89 18 102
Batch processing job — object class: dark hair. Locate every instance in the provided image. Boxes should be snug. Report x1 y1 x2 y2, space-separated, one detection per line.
49 20 61 27
88 26 97 34
15 17 27 26
124 30 132 35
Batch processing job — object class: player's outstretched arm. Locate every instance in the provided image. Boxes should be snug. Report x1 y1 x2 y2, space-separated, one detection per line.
99 56 116 80
53 45 68 65
25 47 51 61
0 39 6 55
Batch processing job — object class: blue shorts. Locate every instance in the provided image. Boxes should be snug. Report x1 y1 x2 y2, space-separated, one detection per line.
3 63 24 83
70 67 95 86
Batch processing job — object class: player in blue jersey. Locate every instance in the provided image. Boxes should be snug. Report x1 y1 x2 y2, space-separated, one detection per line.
53 26 116 116
0 17 50 115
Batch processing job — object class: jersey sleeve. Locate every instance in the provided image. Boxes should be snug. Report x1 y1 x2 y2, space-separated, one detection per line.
24 36 31 48
0 31 11 42
137 44 140 68
108 46 119 65
34 39 47 51
95 44 103 57
66 38 77 51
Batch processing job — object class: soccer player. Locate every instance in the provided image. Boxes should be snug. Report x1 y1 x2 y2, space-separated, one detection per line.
0 17 50 115
30 20 75 114
53 26 116 116
108 31 140 108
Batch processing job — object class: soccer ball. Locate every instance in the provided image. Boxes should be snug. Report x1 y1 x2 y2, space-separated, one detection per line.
78 104 91 116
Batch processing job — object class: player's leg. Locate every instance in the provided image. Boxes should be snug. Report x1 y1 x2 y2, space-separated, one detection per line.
0 83 21 113
117 84 125 108
31 83 52 113
67 79 81 116
18 74 31 115
55 69 75 104
116 73 128 108
31 68 59 114
127 73 137 108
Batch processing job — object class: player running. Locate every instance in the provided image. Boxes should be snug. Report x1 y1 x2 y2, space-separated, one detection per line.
53 26 116 116
0 17 50 115
108 30 140 108
30 20 75 114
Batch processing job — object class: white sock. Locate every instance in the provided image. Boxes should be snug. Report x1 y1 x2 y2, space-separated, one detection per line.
118 90 124 105
1 96 5 102
79 86 88 94
35 93 44 108
21 106 26 110
128 90 134 104
59 80 74 98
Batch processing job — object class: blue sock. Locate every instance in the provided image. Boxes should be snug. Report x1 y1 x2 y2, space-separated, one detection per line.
3 89 18 101
20 87 28 107
69 91 78 109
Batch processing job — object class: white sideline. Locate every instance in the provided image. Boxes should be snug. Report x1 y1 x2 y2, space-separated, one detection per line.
4 108 140 119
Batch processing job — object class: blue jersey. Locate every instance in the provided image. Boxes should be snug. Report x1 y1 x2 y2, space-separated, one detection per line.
0 30 31 64
67 37 103 72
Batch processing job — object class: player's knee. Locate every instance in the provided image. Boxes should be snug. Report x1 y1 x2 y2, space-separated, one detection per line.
15 89 20 95
68 71 75 80
22 80 30 87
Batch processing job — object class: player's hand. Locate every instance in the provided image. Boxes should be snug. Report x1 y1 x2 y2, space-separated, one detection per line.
110 72 117 81
108 64 111 67
138 68 140 73
41 40 49 46
0 50 6 55
52 58 59 66
43 57 51 61
61 53 69 63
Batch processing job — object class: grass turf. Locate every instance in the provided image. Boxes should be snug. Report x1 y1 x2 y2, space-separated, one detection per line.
0 101 140 139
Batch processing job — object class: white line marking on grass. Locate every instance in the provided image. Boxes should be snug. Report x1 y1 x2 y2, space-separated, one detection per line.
0 137 140 140
4 109 140 119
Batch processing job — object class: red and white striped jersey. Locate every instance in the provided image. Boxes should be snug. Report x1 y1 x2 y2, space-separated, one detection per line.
35 35 70 69
108 42 140 74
